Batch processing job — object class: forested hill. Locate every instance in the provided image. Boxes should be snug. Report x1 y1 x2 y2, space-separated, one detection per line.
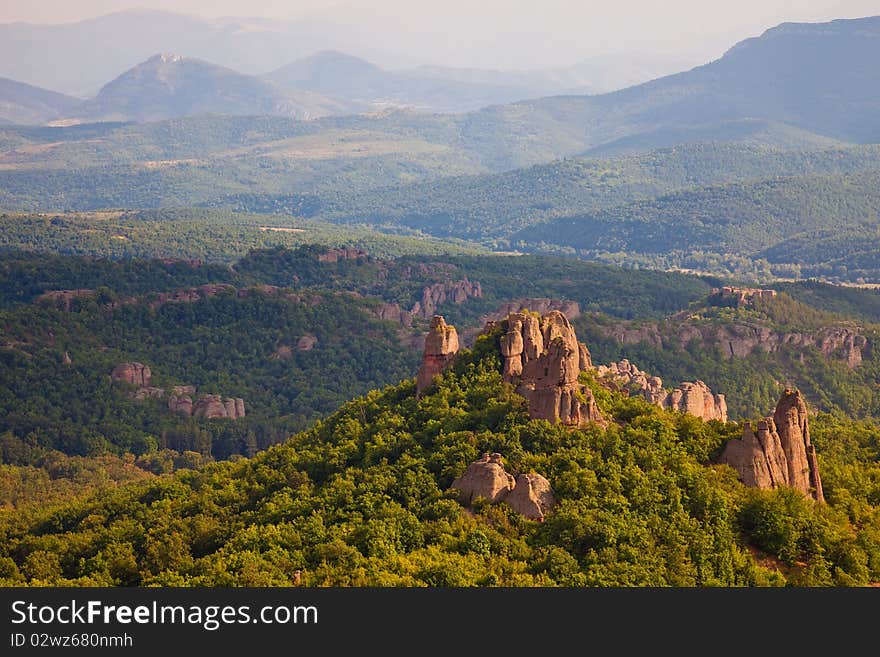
1 321 878 586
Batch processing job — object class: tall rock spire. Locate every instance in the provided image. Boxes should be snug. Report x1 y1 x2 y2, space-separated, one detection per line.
416 315 460 397
720 389 824 501
498 310 603 427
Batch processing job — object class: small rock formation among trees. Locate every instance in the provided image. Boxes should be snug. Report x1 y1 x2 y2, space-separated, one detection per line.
711 286 778 307
499 310 603 426
111 362 152 387
595 359 727 422
720 389 824 501
451 453 556 520
416 316 460 396
112 363 245 420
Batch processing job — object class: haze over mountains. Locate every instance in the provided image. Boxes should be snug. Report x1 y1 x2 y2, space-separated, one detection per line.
1 14 880 282
0 9 691 108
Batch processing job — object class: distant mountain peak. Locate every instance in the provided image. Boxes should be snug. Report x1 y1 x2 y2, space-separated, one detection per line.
149 53 185 65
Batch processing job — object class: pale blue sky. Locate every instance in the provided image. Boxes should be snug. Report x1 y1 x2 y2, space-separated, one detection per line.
1 0 878 68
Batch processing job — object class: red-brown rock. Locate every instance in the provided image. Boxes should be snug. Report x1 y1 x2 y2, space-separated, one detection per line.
506 473 556 521
499 310 603 426
416 315 460 396
720 389 823 501
451 453 516 504
111 362 152 387
411 279 482 319
451 454 555 520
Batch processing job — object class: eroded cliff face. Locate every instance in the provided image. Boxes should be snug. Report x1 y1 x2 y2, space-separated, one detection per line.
411 279 482 319
111 362 152 387
598 321 867 369
499 310 602 427
416 315 460 396
595 359 727 422
719 389 823 501
451 453 556 521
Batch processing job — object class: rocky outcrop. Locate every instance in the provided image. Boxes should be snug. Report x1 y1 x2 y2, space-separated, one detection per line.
499 310 603 426
167 394 194 416
111 364 246 420
720 389 823 501
451 453 515 504
597 320 867 369
710 286 777 307
148 284 236 309
506 473 556 521
169 393 246 419
714 325 866 366
317 247 367 263
375 303 413 327
451 453 556 520
666 381 728 423
595 359 727 422
481 298 580 325
133 386 165 400
411 279 482 319
296 335 318 351
416 316 460 396
111 362 152 387
270 345 293 360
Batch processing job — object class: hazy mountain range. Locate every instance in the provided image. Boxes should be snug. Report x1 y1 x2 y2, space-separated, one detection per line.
0 14 877 147
0 9 695 111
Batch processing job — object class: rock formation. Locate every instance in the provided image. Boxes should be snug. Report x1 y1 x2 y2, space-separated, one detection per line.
711 286 778 308
411 279 482 319
719 389 823 501
451 453 515 504
416 315 460 396
169 393 246 419
666 381 728 423
506 473 556 521
133 387 165 400
375 303 413 327
499 310 602 426
270 344 293 360
316 247 367 263
296 335 318 351
595 359 727 422
481 298 580 325
597 320 867 369
111 364 246 420
148 284 236 309
451 453 556 520
111 362 152 387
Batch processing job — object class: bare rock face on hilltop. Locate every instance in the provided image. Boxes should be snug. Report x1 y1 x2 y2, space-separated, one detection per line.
111 362 152 387
499 310 602 426
595 359 727 422
720 389 823 501
416 315 460 396
451 453 556 520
